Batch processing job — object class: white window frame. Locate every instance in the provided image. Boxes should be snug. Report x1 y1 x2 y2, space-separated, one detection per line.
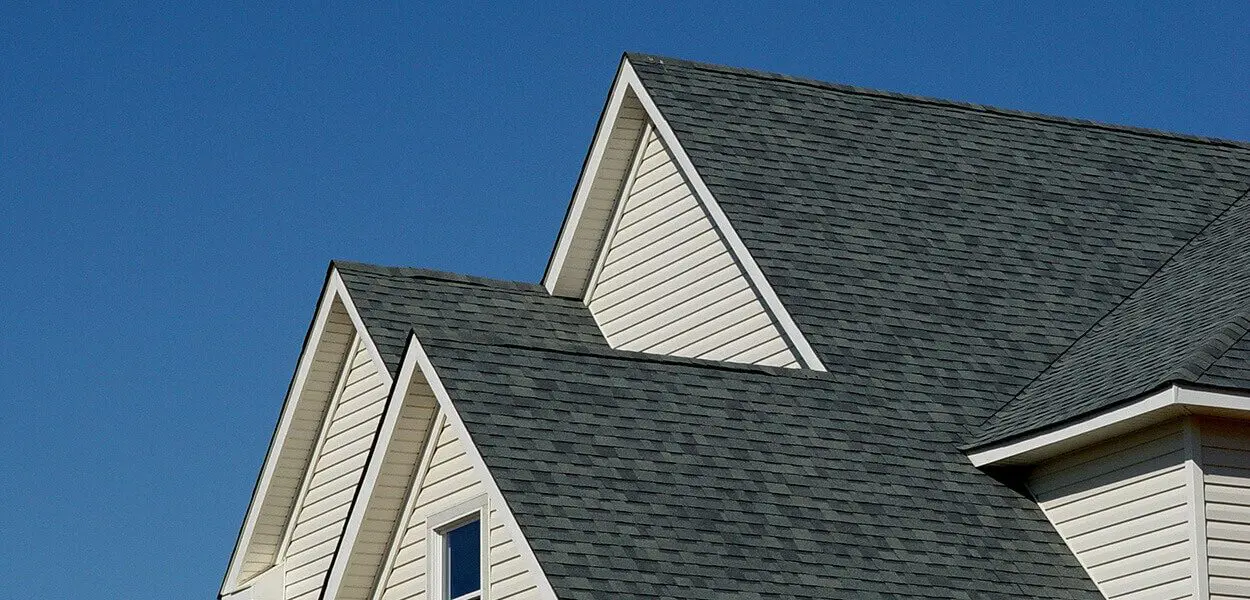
427 495 489 600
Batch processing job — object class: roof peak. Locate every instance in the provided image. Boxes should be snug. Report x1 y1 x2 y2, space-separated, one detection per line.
625 52 1250 152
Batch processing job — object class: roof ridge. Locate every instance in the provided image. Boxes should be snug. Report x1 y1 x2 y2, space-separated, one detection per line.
626 52 1250 152
969 183 1250 445
332 259 546 293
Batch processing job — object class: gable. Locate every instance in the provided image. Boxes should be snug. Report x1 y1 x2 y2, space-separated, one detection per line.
585 125 800 367
282 333 390 600
373 413 543 600
543 57 824 370
225 294 358 590
223 271 395 598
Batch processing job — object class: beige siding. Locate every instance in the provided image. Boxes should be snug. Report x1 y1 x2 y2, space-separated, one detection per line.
586 126 799 368
284 336 390 600
1202 419 1250 600
551 92 649 297
1030 420 1194 600
336 370 440 600
378 415 540 600
240 299 357 583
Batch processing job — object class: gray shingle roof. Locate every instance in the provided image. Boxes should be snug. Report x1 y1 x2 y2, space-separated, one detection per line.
329 54 1250 598
969 189 1250 446
420 336 1101 600
334 261 607 377
629 53 1250 428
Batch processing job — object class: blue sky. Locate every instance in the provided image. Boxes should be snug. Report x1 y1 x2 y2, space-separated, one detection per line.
1 3 1247 598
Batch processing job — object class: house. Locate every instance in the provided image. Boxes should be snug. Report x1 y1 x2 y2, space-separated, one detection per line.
219 54 1250 600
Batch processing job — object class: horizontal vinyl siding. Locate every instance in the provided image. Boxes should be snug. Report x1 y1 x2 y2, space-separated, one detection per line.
336 372 440 600
551 93 649 297
1030 420 1194 600
1203 419 1250 600
240 299 357 583
284 336 390 600
587 126 799 368
380 416 541 600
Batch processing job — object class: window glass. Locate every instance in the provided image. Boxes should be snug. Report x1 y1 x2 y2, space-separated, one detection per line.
445 519 481 599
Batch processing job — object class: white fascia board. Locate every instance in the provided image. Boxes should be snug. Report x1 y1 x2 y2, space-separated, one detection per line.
328 268 392 384
542 57 635 296
544 56 826 371
321 333 421 600
968 384 1250 467
220 268 392 596
406 333 563 600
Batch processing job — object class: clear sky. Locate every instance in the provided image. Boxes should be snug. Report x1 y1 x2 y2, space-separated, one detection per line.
2 3 1248 599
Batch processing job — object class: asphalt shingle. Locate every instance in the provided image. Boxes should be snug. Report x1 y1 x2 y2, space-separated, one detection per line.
629 53 1250 428
328 54 1250 599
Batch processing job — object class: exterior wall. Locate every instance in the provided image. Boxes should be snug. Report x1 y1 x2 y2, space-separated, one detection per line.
1202 418 1250 600
586 125 799 368
1029 420 1194 600
378 414 539 600
283 335 390 600
239 298 357 583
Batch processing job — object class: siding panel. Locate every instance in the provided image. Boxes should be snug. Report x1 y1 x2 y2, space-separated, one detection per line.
587 127 799 368
1204 418 1250 600
1029 420 1194 600
283 336 389 600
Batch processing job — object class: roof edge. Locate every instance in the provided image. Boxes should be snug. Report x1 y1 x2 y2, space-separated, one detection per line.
626 52 1250 152
966 382 1250 467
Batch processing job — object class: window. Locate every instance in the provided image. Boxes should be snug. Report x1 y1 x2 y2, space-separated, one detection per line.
428 498 487 600
444 519 481 600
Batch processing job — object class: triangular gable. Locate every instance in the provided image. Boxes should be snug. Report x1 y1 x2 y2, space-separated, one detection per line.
542 55 824 371
222 269 394 598
586 124 800 367
323 334 556 600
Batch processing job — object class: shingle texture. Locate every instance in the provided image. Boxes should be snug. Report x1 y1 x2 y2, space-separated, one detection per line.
629 53 1250 429
970 191 1250 445
328 55 1250 599
334 261 607 377
421 337 1101 600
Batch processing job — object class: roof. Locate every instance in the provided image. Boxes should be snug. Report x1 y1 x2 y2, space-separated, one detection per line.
333 261 607 377
330 54 1250 598
969 189 1250 446
627 52 1250 424
422 336 1100 600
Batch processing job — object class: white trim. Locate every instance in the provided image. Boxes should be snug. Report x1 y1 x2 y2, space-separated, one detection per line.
544 57 826 371
323 340 430 600
222 277 344 594
408 334 563 600
222 271 394 596
543 59 637 297
968 384 1250 467
329 269 391 382
583 122 653 304
277 330 360 561
369 406 445 600
427 495 489 600
1184 417 1211 600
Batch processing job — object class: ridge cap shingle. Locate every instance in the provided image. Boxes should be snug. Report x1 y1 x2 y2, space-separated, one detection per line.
626 52 1250 152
